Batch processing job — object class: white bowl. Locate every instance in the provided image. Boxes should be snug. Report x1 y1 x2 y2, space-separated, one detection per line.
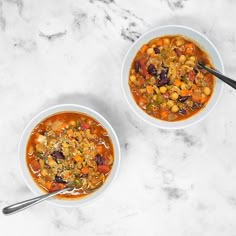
121 25 224 129
18 104 120 207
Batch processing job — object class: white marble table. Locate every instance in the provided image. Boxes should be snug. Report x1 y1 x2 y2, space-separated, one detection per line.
1 0 236 235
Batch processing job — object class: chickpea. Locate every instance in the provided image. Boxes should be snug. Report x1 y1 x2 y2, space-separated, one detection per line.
160 86 167 93
170 92 179 101
163 38 170 46
189 56 196 62
147 47 154 55
171 105 179 113
176 38 184 46
179 55 186 64
203 87 211 95
167 100 174 108
130 75 136 82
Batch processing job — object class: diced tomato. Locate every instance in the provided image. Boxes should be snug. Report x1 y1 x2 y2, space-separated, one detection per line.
174 48 182 56
49 182 64 192
30 160 40 172
81 122 90 130
187 71 195 81
97 165 110 174
139 58 148 77
81 166 89 175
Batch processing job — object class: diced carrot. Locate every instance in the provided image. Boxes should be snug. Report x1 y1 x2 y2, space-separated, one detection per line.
173 79 182 87
140 44 148 53
45 181 52 190
150 53 156 58
97 165 110 174
192 84 197 90
30 160 41 172
180 89 192 96
73 155 83 162
96 145 103 154
48 156 53 162
146 85 154 94
186 47 193 55
200 96 207 104
81 166 89 175
67 129 74 136
63 171 70 179
84 149 90 154
155 39 163 46
160 110 168 119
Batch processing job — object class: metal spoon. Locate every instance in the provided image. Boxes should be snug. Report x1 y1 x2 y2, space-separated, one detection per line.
2 187 72 215
198 62 236 89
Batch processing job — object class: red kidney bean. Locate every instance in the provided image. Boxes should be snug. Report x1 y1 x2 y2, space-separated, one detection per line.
95 154 103 165
148 64 157 76
52 151 65 160
174 48 182 56
134 61 140 73
179 96 189 102
179 109 187 115
55 175 67 184
154 47 160 54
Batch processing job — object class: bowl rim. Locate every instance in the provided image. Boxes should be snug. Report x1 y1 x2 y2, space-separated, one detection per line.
18 104 120 207
121 24 224 129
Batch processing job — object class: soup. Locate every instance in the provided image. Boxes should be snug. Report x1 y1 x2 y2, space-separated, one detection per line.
26 112 114 199
128 35 214 121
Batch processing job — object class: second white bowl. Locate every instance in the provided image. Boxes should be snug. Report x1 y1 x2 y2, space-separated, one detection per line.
121 25 224 129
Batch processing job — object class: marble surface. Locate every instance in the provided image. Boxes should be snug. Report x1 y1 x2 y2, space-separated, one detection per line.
1 0 236 235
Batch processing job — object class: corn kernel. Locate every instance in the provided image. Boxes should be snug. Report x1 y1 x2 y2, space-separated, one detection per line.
160 86 167 93
130 75 136 82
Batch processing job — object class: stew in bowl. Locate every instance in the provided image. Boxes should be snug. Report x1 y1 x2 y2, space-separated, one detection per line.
122 25 224 129
18 104 120 207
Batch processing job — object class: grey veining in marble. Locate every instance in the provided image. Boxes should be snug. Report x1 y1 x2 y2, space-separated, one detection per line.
1 0 236 235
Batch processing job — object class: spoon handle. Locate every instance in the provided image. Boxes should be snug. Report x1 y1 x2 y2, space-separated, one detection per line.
2 187 71 215
198 63 236 89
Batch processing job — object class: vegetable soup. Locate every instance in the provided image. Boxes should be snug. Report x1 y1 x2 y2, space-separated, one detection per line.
128 35 214 121
26 112 114 199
